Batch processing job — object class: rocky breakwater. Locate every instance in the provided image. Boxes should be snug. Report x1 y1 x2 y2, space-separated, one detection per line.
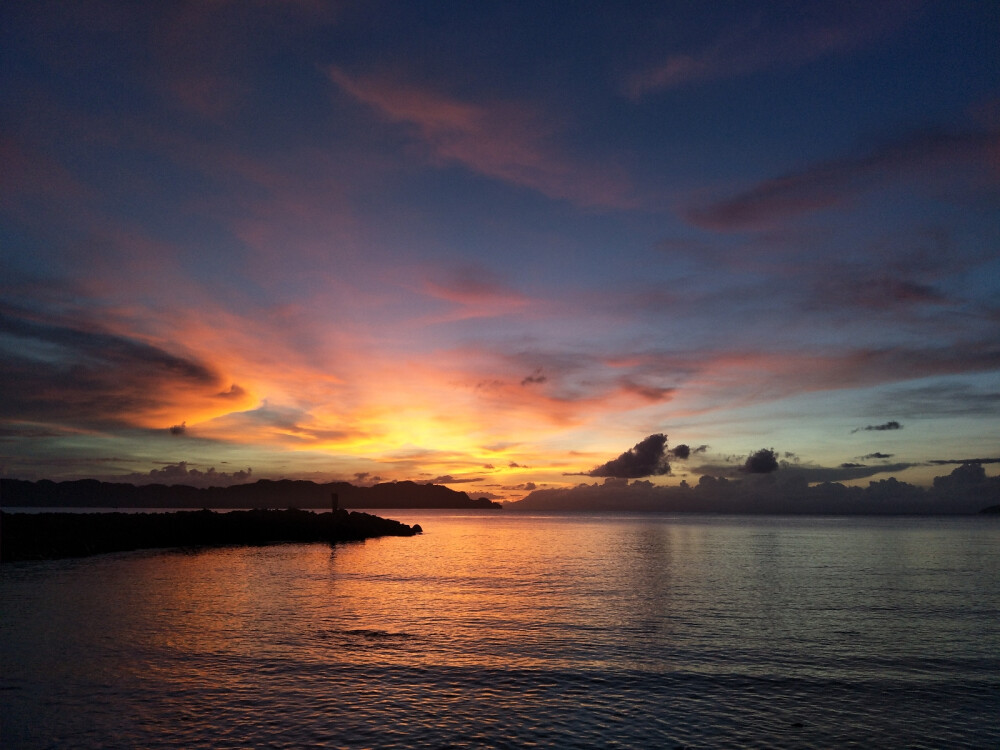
1 508 422 562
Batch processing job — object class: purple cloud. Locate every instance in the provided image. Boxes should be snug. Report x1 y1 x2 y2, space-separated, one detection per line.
685 129 999 231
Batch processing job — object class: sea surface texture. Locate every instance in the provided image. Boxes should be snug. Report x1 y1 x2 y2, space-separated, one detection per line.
2 512 999 749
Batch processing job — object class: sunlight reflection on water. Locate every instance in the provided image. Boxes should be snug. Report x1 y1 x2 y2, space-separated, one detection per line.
2 512 999 748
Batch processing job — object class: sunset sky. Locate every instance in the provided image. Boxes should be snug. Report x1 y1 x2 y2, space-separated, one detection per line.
2 1 998 501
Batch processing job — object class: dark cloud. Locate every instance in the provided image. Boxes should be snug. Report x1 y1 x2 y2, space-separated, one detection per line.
618 380 676 402
502 481 537 492
853 420 902 433
670 444 690 459
928 457 1000 466
742 448 779 474
696 457 922 484
216 384 246 399
509 464 994 515
520 368 547 386
873 383 1000 418
0 306 222 429
862 452 893 460
587 434 672 478
429 475 485 484
0 424 72 439
119 462 253 488
169 422 187 436
781 463 916 483
685 128 999 231
813 276 947 310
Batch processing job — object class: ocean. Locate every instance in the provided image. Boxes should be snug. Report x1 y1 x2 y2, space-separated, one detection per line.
2 511 998 749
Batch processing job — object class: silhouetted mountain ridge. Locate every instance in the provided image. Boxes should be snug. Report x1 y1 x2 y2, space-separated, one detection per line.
1 478 501 509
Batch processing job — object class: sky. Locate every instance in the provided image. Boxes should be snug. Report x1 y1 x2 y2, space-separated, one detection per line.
1 0 998 501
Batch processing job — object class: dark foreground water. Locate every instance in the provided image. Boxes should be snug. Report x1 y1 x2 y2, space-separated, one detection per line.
2 512 999 749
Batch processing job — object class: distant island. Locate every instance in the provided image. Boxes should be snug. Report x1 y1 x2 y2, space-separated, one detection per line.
505 463 1000 515
1 508 422 562
0 478 501 510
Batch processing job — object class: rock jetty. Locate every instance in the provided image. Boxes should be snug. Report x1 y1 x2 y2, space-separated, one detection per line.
0 508 421 562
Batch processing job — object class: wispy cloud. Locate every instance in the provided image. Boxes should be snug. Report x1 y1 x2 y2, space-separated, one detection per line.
626 2 917 97
812 276 948 311
685 128 999 231
853 420 903 433
418 266 533 321
328 68 637 209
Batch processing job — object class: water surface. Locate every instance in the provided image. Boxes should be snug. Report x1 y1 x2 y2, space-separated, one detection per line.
2 512 998 748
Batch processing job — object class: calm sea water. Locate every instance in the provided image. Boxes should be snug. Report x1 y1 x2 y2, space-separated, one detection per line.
2 511 999 749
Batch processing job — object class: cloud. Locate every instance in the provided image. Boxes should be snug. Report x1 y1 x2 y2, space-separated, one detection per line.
685 128 999 231
0 305 229 430
626 2 915 97
502 481 537 492
668 444 707 460
862 452 894 460
854 420 902 433
871 382 1000 418
328 67 637 209
742 448 779 474
420 266 532 320
587 433 672 478
486 341 1000 430
521 369 547 386
813 276 948 311
927 457 1000 466
202 403 358 445
119 461 253 488
782 463 916 483
618 380 676 403
510 463 995 514
169 422 187 436
428 475 485 484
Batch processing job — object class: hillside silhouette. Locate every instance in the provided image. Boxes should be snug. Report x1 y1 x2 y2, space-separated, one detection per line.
1 478 500 510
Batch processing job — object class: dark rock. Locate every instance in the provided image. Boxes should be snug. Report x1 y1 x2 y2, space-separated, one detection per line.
1 509 420 562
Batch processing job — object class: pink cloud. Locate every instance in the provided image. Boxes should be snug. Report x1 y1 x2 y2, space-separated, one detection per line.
417 266 532 321
328 68 637 210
